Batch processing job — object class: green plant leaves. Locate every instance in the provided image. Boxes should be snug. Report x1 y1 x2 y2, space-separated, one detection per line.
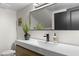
18 17 29 33
22 23 29 33
36 23 45 30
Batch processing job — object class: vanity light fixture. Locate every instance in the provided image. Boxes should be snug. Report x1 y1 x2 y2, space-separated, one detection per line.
33 3 48 8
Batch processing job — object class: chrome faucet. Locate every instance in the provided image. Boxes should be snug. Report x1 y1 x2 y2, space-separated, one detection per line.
44 34 49 42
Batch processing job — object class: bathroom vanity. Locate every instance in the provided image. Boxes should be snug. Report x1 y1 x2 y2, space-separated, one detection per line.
16 39 64 56
15 3 79 56
15 38 79 56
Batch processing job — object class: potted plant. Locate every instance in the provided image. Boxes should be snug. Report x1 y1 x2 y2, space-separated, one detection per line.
22 23 30 40
19 17 30 40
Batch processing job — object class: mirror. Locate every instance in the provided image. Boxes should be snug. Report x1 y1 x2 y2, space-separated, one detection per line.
30 4 53 30
30 3 79 30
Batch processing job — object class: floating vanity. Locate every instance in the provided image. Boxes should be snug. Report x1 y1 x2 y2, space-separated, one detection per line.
16 38 79 56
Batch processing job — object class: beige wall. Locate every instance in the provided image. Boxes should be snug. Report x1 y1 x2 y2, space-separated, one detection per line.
0 8 17 52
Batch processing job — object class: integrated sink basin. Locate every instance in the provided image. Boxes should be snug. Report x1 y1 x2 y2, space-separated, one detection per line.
38 39 58 48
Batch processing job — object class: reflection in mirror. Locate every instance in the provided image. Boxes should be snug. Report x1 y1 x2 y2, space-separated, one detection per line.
30 4 53 30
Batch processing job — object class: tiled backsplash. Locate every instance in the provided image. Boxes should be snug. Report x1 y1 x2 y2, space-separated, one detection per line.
29 30 79 46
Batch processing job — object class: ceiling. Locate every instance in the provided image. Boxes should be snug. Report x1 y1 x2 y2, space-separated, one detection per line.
0 3 31 11
0 3 79 11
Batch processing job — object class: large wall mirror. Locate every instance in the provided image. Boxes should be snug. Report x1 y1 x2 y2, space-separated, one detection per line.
29 3 79 30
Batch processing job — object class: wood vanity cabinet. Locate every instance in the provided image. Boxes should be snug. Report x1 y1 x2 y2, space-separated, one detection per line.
16 45 43 56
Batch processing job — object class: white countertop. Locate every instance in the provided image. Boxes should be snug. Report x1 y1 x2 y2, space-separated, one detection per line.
16 38 79 56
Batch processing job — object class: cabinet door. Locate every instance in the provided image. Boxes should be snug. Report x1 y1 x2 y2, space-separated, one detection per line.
54 11 68 30
70 10 79 30
16 45 43 56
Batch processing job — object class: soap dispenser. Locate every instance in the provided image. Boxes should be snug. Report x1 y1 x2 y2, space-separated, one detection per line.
53 33 57 43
